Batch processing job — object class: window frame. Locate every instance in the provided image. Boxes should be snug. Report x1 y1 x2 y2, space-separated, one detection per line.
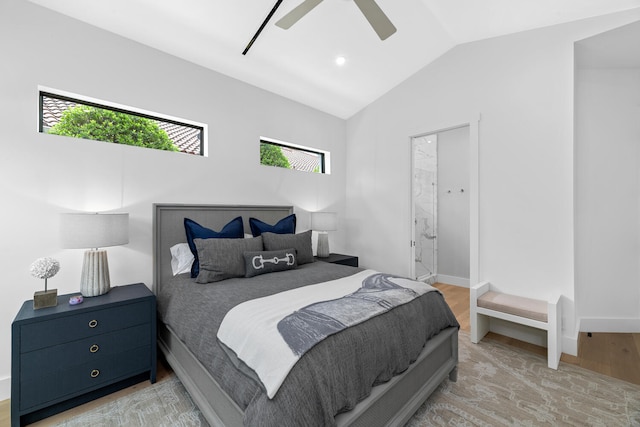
38 86 207 156
260 136 330 174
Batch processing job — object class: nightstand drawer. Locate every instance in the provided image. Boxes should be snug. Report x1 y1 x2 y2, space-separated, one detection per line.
20 345 151 411
20 300 150 352
20 324 150 383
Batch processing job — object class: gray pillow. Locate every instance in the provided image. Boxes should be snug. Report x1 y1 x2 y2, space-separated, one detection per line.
244 248 297 278
262 230 314 265
194 236 263 283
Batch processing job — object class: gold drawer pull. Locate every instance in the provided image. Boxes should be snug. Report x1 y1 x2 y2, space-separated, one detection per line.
88 319 98 328
89 344 100 353
90 369 100 378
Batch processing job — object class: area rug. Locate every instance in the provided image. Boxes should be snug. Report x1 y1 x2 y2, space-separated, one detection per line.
56 331 640 426
53 375 207 427
407 331 640 427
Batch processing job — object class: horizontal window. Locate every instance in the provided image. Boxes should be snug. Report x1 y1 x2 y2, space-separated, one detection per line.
260 137 329 174
39 89 205 156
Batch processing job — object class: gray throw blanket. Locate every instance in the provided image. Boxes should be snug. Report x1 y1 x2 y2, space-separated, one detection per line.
280 273 428 355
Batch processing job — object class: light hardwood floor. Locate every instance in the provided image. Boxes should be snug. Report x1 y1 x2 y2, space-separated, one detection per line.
2 283 639 426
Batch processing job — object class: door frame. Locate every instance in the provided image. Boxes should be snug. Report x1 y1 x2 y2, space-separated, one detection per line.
409 114 480 287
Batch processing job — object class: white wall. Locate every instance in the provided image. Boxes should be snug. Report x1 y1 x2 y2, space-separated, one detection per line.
437 126 470 286
575 67 640 331
345 10 640 354
0 0 347 399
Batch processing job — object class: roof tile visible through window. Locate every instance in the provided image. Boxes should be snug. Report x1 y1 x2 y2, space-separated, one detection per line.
281 146 321 172
41 97 201 155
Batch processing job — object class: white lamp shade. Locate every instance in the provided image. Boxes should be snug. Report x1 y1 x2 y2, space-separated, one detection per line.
60 213 129 249
311 212 337 232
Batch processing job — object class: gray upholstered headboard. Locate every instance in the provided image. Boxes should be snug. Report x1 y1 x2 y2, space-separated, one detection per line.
152 204 294 294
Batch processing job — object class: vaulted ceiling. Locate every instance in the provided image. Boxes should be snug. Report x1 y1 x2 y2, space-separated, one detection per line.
28 0 640 118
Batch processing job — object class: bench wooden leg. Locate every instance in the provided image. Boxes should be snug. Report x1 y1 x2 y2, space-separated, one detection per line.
547 295 562 369
472 313 489 344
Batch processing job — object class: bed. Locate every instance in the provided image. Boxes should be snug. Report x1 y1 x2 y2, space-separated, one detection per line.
152 203 459 426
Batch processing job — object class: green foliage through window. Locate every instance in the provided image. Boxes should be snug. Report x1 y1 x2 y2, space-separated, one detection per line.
40 91 204 155
260 143 290 168
49 105 178 151
259 139 326 174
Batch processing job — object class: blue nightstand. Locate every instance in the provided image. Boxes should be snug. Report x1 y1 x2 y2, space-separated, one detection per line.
11 283 156 426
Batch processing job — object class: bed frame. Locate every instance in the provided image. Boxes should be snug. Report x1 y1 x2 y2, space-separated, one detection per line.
152 203 458 427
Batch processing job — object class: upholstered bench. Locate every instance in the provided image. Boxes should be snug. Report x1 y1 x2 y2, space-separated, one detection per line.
470 281 561 369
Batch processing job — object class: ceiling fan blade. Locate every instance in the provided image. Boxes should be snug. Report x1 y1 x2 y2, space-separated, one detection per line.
353 0 396 40
275 0 323 29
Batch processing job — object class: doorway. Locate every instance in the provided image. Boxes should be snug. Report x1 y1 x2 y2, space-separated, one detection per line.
411 125 471 286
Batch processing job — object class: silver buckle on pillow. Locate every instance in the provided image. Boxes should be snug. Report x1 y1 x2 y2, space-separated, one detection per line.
252 253 295 270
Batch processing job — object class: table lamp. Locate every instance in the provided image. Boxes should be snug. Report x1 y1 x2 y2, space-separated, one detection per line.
311 212 337 258
60 212 129 297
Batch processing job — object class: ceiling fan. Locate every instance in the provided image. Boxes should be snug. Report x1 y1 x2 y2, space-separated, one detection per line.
277 0 396 40
243 0 396 55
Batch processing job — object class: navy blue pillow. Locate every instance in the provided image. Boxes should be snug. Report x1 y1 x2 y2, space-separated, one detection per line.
249 214 296 237
184 216 244 277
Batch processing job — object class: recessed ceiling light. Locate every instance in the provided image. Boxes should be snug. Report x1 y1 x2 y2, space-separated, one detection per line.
335 56 346 66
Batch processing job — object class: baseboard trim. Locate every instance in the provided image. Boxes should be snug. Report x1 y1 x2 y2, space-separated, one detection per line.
562 332 578 357
579 317 640 333
436 275 469 288
0 376 10 401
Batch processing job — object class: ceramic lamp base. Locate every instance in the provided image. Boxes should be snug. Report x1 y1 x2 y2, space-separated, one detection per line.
34 289 58 309
80 249 111 297
316 232 330 258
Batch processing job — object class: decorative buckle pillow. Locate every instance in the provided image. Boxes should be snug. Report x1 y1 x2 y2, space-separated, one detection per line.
244 249 297 278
